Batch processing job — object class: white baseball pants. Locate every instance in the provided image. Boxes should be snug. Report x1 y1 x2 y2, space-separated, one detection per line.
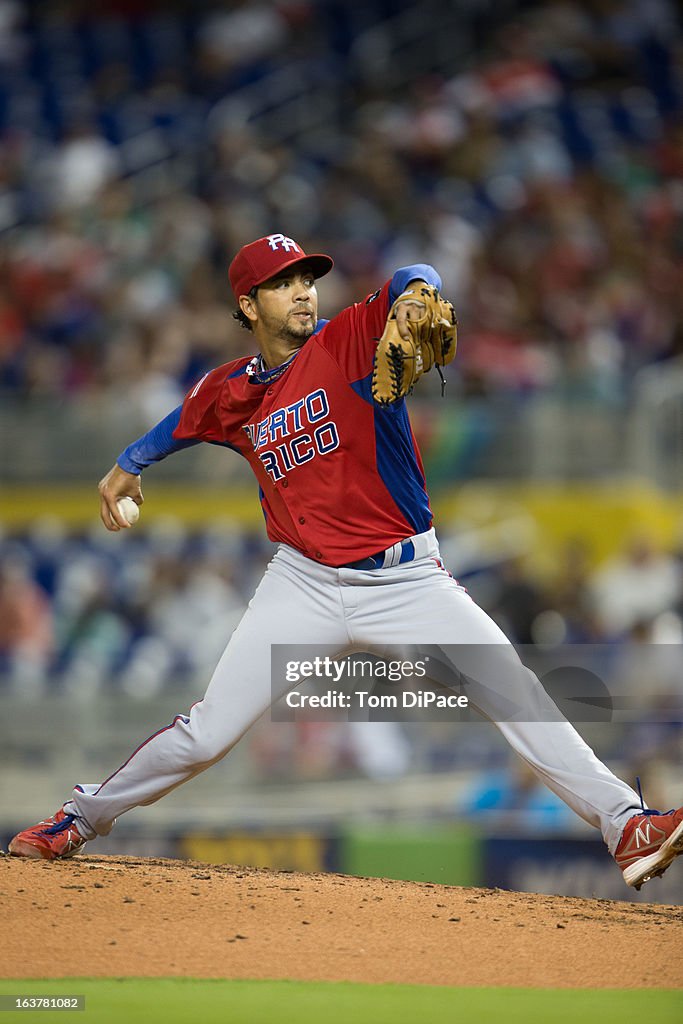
67 529 640 853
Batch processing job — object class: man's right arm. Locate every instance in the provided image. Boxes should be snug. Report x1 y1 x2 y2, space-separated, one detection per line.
98 405 199 532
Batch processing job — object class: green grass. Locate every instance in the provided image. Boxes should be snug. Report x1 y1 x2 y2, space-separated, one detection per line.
0 980 680 1024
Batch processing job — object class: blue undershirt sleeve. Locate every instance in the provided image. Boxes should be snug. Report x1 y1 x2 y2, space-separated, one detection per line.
116 406 199 474
389 264 442 303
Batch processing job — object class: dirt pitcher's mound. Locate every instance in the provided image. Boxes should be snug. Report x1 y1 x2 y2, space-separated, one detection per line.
2 854 682 988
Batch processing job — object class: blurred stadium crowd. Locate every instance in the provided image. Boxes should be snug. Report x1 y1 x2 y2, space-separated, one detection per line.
1 0 682 796
0 0 681 410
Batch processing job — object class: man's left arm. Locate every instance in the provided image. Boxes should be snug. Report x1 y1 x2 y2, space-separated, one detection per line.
372 266 457 405
317 264 446 384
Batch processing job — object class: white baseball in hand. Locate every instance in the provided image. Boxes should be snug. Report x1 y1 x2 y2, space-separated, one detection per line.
117 496 140 525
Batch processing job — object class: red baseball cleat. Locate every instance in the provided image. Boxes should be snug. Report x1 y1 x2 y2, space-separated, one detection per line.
615 807 683 889
8 807 87 861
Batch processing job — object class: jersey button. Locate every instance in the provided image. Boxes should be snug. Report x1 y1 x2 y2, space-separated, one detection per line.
267 388 274 395
315 551 323 559
282 480 288 488
299 516 306 524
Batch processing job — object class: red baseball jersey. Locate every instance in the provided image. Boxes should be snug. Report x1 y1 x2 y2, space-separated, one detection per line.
172 280 432 566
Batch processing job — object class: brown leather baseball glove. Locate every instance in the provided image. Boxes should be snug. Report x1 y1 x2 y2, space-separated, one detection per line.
371 285 458 405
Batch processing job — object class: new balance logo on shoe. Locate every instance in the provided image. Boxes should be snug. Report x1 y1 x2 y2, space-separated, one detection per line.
635 821 653 848
615 808 683 889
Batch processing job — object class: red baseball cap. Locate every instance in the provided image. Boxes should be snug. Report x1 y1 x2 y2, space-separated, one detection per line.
228 234 334 300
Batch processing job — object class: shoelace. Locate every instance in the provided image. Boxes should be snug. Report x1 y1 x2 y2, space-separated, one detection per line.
635 776 672 818
42 814 76 835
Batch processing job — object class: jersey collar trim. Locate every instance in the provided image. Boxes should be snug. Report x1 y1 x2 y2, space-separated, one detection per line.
246 350 299 385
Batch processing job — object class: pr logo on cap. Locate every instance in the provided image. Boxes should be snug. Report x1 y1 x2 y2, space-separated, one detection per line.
266 234 301 253
229 235 334 300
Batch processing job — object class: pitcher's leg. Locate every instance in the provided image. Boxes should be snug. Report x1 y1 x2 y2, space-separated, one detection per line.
66 551 348 837
355 561 640 851
440 628 640 852
494 720 639 853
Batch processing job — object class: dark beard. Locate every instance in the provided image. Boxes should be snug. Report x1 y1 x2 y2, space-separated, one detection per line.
278 315 316 343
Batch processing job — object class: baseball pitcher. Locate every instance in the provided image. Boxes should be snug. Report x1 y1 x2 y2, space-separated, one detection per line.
10 234 683 891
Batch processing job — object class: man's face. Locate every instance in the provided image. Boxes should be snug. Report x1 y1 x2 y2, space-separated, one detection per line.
251 268 318 344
